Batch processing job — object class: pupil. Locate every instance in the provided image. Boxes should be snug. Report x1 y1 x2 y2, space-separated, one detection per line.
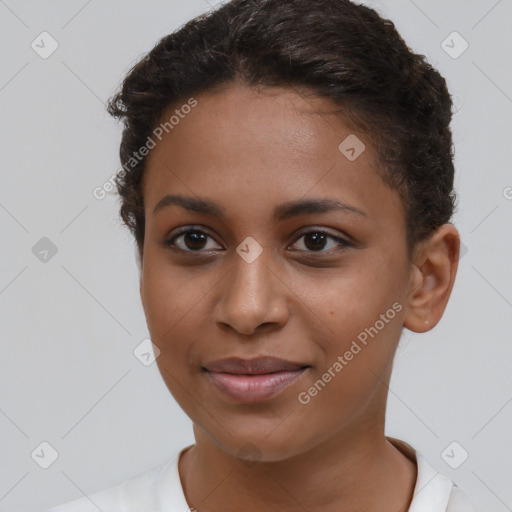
185 231 207 250
305 232 326 251
183 232 328 251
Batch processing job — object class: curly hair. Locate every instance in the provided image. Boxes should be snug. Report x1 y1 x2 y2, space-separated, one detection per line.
106 0 456 259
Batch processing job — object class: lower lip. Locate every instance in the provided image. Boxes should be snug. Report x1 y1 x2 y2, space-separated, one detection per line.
205 369 308 403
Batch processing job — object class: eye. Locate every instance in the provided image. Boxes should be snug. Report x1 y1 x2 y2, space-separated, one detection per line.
164 227 352 255
289 230 352 253
165 228 222 252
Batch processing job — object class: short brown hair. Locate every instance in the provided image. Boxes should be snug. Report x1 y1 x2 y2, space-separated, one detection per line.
107 0 456 258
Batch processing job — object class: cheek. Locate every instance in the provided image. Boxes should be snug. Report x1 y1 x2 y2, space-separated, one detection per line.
140 253 213 376
296 308 402 435
310 266 404 341
142 260 205 408
141 251 202 336
303 254 407 388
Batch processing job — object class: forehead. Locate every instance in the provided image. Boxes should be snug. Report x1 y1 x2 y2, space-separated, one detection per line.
142 83 403 228
145 83 366 173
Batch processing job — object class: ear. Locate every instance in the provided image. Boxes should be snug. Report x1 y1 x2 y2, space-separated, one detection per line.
403 224 460 333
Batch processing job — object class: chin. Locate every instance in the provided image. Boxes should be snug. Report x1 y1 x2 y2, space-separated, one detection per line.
200 422 319 464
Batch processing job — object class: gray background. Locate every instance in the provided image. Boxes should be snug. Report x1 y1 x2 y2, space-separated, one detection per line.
1 1 511 511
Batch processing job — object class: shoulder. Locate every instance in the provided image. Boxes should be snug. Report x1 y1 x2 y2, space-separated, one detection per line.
446 486 482 512
412 452 481 512
44 455 179 512
386 437 481 512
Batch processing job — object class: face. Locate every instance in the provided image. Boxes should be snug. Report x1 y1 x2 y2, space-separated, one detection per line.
140 82 414 461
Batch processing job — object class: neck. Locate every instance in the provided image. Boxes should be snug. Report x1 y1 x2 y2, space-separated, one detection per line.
178 419 417 512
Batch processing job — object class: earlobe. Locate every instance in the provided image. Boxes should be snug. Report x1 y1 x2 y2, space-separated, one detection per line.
403 224 460 333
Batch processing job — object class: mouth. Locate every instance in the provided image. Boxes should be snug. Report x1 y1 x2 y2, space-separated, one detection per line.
202 356 311 403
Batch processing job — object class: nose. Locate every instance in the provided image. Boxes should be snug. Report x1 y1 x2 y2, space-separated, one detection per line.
213 249 290 337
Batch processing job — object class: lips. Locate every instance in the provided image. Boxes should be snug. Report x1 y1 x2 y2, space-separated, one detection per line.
204 356 307 374
202 356 310 403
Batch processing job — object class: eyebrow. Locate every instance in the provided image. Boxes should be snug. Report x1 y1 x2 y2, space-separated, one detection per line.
152 194 367 220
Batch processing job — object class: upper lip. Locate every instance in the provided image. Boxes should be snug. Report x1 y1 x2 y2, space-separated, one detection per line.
203 357 309 375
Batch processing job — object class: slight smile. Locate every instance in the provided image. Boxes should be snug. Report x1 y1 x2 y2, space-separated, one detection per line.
202 357 311 403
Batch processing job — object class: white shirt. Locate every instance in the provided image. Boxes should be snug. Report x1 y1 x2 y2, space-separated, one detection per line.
46 437 480 512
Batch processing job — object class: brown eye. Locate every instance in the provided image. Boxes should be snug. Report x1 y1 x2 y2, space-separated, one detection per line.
303 232 328 251
290 230 352 253
182 231 208 250
166 229 221 252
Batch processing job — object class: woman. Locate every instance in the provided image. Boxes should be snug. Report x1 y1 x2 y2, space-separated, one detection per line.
48 0 479 510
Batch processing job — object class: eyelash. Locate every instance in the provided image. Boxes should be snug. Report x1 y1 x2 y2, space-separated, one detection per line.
164 227 353 255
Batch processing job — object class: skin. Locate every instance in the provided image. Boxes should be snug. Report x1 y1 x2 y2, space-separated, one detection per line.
139 81 460 512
